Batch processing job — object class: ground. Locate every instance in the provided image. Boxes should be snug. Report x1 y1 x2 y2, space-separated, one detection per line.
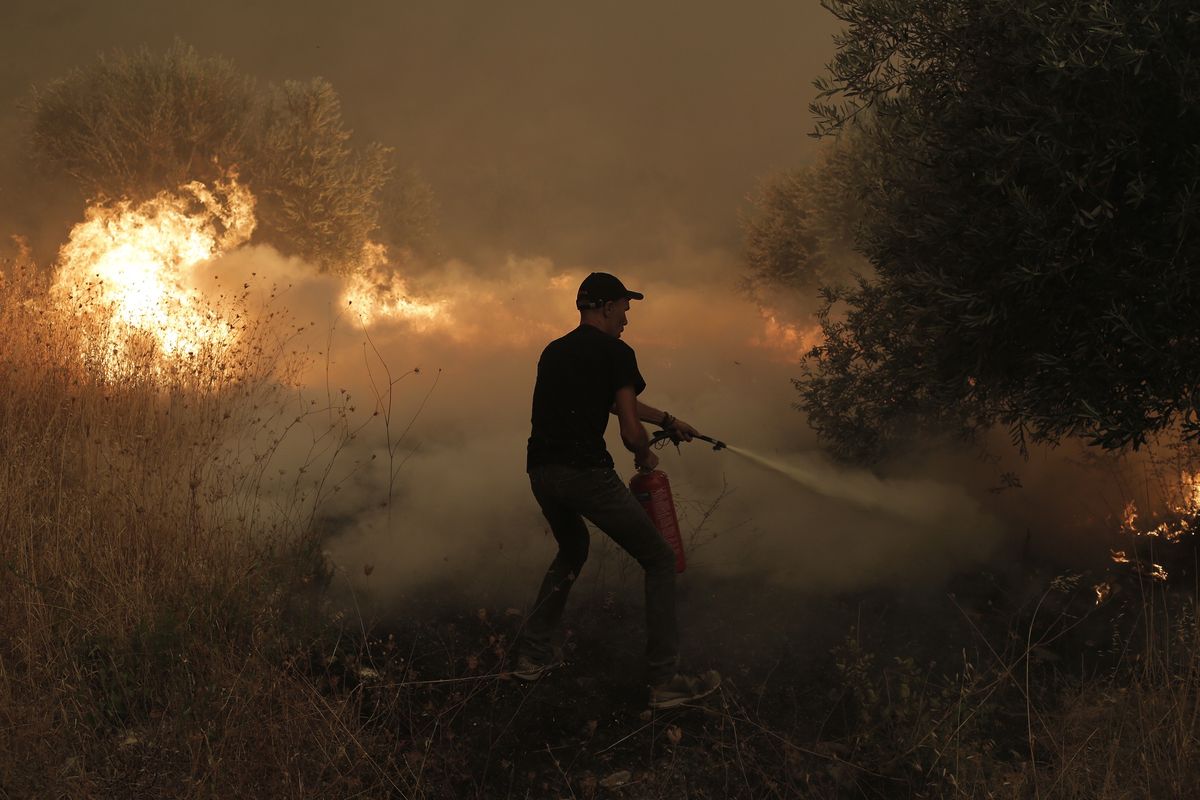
282 557 1123 798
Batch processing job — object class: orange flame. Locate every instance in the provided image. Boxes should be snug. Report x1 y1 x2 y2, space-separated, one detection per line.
1120 501 1138 534
340 243 447 330
1177 471 1200 515
1117 471 1200 547
51 178 255 374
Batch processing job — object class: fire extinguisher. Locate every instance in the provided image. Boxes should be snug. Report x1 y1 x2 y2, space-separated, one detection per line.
631 467 687 573
629 430 727 574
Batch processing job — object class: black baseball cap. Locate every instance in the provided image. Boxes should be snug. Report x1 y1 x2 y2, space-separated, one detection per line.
576 272 644 310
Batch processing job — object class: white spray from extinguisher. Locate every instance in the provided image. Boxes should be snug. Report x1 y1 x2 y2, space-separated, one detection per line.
640 431 994 540
722 444 991 530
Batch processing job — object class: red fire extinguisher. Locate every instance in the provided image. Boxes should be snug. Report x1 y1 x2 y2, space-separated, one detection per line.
629 431 726 574
630 468 687 573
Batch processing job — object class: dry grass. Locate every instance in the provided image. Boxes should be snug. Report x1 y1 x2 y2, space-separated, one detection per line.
1031 589 1200 799
0 255 414 797
799 572 1200 799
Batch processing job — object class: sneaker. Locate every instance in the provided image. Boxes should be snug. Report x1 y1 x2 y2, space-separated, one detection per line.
649 670 722 709
511 648 564 682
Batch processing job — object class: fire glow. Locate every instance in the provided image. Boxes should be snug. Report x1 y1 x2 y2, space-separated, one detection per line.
44 178 866 382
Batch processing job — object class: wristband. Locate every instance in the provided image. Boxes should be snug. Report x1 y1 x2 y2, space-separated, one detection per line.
661 411 675 428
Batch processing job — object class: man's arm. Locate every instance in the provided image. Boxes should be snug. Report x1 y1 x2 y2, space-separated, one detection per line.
610 398 698 442
614 386 658 470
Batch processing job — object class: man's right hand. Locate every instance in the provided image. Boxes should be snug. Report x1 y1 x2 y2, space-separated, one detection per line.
635 448 659 472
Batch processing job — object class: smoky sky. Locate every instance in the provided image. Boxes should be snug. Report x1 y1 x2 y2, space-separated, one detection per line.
1 0 840 267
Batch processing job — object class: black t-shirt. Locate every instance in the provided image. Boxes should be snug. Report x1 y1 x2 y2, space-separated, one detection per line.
527 324 646 470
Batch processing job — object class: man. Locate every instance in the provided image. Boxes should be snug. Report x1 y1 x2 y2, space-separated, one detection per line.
515 271 721 709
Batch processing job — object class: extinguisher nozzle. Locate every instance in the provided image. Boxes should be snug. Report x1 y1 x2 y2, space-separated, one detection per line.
695 434 727 451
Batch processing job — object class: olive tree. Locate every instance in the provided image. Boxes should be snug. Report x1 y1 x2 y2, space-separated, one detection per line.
796 0 1200 462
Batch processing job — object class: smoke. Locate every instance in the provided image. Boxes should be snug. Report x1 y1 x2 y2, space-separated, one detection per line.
727 444 1000 532
198 241 1169 607
187 242 1013 603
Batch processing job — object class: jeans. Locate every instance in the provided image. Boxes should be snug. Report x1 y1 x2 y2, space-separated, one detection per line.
522 463 679 683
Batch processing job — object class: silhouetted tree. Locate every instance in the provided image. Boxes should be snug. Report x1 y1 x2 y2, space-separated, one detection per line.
30 41 431 271
30 41 254 195
796 0 1200 462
